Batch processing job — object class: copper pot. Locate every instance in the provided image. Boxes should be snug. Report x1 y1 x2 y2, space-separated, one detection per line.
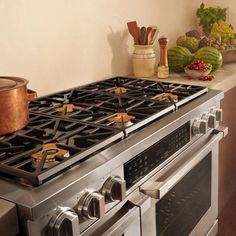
0 76 37 136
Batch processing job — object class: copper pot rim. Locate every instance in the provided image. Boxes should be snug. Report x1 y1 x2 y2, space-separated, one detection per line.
0 76 29 92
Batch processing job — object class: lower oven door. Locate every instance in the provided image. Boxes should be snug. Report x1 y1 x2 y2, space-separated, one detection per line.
140 126 227 236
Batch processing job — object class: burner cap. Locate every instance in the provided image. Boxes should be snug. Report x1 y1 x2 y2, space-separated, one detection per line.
154 93 178 102
111 112 135 127
114 87 127 94
31 143 70 168
56 104 81 113
164 93 178 102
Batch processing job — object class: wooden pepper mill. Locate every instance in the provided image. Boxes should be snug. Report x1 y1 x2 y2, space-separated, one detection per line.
157 36 169 79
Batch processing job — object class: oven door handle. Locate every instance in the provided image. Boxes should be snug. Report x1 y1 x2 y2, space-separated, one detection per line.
140 126 227 200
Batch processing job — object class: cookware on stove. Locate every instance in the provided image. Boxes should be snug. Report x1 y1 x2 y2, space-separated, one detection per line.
0 76 37 136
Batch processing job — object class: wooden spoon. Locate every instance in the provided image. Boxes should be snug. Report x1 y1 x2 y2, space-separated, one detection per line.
146 26 152 45
140 26 147 45
127 21 139 44
150 26 159 44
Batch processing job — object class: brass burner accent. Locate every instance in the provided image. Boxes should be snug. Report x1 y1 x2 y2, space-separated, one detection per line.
154 93 178 102
0 136 5 141
114 87 127 94
31 143 69 167
56 104 81 113
112 112 135 124
164 93 178 102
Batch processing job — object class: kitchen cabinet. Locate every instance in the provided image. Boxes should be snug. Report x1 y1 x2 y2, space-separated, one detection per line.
218 86 236 213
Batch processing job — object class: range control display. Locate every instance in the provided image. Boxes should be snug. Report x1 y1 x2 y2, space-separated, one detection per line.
124 122 190 189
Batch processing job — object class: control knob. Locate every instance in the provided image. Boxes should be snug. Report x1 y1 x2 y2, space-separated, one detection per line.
101 176 126 202
75 191 105 220
192 118 207 135
48 207 79 236
210 107 223 122
201 112 216 129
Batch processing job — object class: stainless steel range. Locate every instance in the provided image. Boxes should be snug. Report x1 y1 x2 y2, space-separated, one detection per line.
0 77 227 236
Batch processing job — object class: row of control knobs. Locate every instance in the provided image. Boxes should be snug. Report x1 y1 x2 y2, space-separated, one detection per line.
48 176 126 236
76 176 126 220
192 107 223 135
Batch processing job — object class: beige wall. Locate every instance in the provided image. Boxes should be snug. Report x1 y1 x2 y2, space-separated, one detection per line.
0 0 235 95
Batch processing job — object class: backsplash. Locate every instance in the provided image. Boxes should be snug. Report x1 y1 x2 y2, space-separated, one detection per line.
0 0 234 95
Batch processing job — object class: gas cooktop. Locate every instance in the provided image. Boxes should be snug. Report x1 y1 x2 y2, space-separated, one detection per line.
0 76 208 186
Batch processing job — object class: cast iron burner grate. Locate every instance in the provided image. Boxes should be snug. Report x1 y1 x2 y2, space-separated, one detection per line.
2 76 208 186
80 76 208 106
0 114 123 186
30 92 175 134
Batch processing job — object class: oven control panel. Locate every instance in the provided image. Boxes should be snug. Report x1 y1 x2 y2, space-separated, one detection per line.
192 107 223 135
47 175 126 235
124 122 190 190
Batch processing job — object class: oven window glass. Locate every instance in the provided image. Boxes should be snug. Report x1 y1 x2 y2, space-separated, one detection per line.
155 152 212 236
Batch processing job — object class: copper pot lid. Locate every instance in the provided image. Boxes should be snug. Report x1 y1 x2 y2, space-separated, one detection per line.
0 77 28 91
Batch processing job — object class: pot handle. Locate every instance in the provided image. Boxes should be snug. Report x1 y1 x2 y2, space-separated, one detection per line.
27 89 37 101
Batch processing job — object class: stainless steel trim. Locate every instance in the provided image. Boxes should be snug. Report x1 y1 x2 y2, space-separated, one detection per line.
175 86 209 107
141 126 227 200
205 220 218 236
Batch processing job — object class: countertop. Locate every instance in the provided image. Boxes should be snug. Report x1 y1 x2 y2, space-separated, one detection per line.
0 199 18 236
153 63 236 92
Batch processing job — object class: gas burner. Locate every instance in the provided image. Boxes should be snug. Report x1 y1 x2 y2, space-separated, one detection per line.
31 143 70 169
111 112 135 127
113 87 127 94
56 104 81 113
153 93 178 103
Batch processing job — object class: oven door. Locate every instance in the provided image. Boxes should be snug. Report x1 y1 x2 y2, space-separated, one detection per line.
140 127 227 236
